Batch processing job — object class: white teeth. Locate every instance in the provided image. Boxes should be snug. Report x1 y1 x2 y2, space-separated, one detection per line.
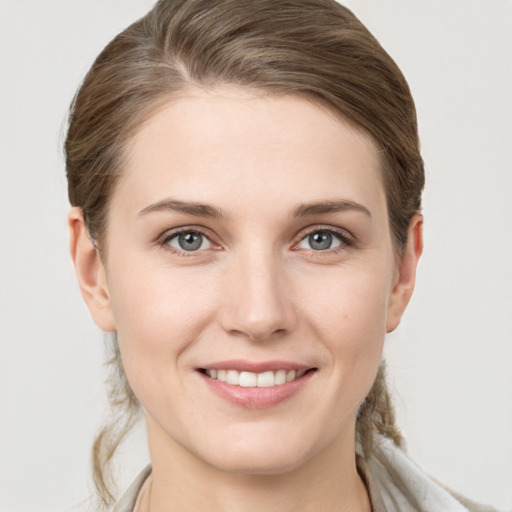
239 371 257 387
226 370 239 385
275 370 287 385
257 371 275 387
204 368 309 387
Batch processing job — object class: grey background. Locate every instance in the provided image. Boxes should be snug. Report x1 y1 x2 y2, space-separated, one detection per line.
1 1 511 510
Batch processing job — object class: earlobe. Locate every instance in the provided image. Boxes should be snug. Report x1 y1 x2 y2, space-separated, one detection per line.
386 214 423 333
68 207 116 332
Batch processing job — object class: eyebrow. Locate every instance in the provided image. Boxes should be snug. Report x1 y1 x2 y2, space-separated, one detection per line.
292 200 372 219
138 198 371 219
138 199 226 218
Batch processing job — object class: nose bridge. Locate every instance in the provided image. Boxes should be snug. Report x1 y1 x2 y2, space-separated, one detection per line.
220 243 296 340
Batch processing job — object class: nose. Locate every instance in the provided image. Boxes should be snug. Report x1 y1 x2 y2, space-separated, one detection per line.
219 247 297 341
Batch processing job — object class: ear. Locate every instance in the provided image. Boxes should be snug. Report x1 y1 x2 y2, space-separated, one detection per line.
68 207 116 332
386 214 423 333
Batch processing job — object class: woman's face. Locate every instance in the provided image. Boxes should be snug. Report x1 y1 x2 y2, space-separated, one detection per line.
79 88 419 474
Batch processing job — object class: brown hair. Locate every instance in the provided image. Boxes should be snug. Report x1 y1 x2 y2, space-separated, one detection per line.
65 0 424 507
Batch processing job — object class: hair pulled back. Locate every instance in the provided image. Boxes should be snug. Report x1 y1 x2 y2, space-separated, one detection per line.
65 0 424 507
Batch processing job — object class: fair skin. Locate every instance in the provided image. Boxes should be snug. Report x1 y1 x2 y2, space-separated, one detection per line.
70 88 422 512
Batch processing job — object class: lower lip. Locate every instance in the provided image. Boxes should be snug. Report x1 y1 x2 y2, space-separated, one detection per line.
198 370 316 409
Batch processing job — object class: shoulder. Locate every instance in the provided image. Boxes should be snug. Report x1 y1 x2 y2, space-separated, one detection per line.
112 465 152 512
362 437 504 512
442 485 504 512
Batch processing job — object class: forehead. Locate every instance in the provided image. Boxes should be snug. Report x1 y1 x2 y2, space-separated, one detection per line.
114 88 385 217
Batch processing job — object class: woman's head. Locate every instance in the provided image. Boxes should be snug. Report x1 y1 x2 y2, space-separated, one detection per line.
65 0 424 507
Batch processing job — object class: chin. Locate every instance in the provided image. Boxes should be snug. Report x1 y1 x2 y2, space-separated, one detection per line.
194 426 321 476
206 448 307 476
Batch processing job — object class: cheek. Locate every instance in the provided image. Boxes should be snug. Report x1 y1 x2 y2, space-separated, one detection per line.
303 264 391 346
300 264 391 397
105 256 220 383
105 263 222 423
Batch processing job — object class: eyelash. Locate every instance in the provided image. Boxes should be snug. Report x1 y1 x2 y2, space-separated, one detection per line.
157 225 356 257
295 225 356 253
157 227 215 257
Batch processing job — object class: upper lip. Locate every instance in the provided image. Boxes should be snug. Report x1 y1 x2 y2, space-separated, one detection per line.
198 360 315 373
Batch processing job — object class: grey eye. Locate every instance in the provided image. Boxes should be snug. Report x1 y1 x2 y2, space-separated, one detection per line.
298 230 342 251
168 231 212 252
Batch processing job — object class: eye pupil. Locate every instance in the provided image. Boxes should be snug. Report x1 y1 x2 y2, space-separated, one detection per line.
178 232 203 251
309 231 332 250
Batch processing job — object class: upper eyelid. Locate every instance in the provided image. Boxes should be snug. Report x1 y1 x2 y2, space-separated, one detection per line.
158 226 214 243
295 224 355 242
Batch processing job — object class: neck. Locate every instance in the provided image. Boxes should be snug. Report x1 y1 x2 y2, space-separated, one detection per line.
145 416 371 512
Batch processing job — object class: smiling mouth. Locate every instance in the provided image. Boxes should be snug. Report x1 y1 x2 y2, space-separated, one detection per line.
199 368 317 388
